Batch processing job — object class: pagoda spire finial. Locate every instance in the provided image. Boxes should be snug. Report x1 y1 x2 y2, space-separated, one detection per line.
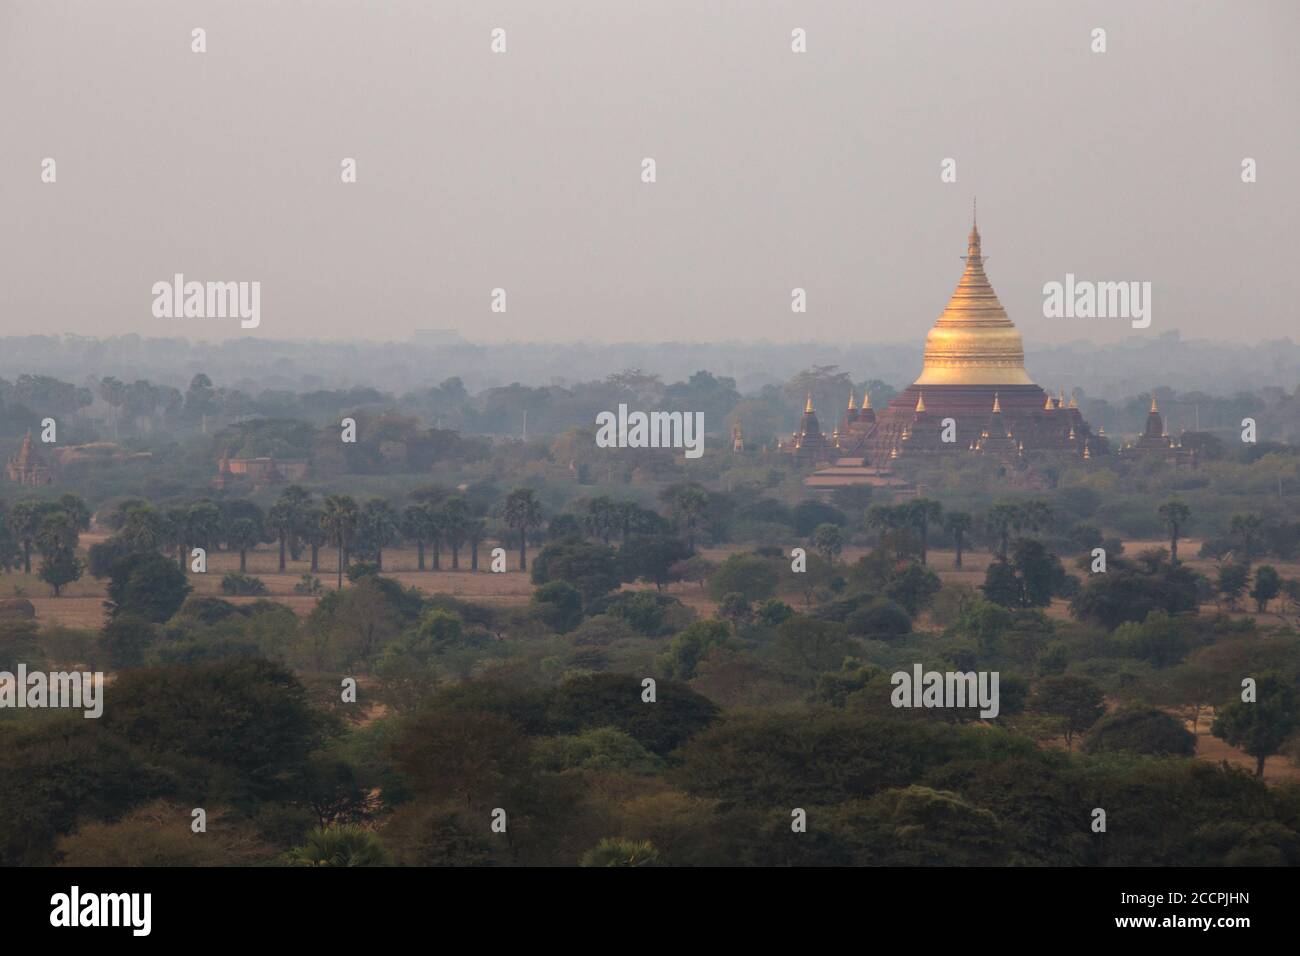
847 391 857 411
1150 391 1159 413
915 392 927 414
992 392 1001 414
862 390 871 410
804 392 814 414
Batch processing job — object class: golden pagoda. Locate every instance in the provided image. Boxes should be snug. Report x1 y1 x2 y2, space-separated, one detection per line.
840 205 1108 469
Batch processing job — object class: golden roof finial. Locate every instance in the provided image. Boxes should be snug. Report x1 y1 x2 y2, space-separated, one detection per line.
862 391 872 410
1043 392 1053 410
1058 386 1066 407
847 391 857 411
915 392 927 413
804 392 814 414
1150 391 1159 413
992 392 1001 414
1068 392 1078 409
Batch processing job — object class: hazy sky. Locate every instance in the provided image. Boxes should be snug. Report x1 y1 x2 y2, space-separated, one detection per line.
3 1 1297 347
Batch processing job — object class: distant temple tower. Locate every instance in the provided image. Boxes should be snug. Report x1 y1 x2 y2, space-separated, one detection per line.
1125 391 1195 466
5 431 53 485
792 393 831 466
731 421 744 454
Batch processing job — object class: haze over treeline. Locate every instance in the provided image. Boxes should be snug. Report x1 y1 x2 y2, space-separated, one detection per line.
0 333 1296 400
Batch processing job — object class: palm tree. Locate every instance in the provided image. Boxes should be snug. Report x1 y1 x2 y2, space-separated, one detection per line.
1157 500 1191 564
663 485 709 550
299 506 326 572
227 518 260 572
277 485 312 560
441 497 471 569
266 501 295 572
865 503 901 538
359 499 400 571
944 511 973 569
402 503 435 571
321 495 358 589
986 503 1022 559
466 517 486 571
120 505 166 551
286 826 391 867
184 500 224 572
503 488 543 571
907 498 943 565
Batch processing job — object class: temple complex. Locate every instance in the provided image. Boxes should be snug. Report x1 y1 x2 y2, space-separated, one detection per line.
1119 394 1195 467
790 211 1108 484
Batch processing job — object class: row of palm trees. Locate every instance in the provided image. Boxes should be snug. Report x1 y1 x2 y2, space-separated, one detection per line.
105 485 551 589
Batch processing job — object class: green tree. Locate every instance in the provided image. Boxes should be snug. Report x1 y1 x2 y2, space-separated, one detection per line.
35 511 82 597
1217 562 1250 610
1251 565 1282 613
1081 708 1195 757
1229 513 1264 562
532 581 584 633
1029 675 1104 750
583 496 620 545
811 523 844 566
660 619 731 680
886 563 942 616
621 534 693 591
709 553 779 603
7 499 49 575
1212 674 1299 777
531 539 620 601
106 551 191 622
98 615 156 669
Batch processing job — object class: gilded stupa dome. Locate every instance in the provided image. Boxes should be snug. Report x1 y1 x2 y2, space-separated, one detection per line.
914 211 1034 387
